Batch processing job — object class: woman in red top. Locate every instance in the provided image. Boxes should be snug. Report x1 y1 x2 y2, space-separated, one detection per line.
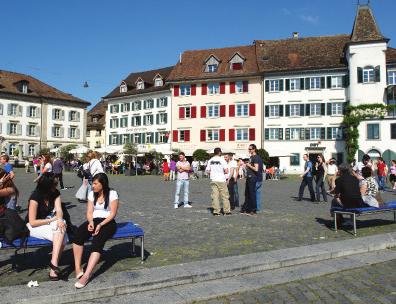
376 157 387 191
162 160 170 181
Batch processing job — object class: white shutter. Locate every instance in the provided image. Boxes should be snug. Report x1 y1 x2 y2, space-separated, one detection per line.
77 111 80 121
68 128 71 138
36 125 40 137
60 127 64 138
52 109 55 119
26 106 30 117
68 111 71 121
76 128 80 139
7 123 10 135
51 127 55 137
61 110 65 120
26 125 29 136
17 124 22 135
0 104 3 115
17 105 22 116
36 107 41 118
7 104 11 115
24 145 29 158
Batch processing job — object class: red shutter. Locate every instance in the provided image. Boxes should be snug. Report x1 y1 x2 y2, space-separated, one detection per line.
229 105 235 117
200 130 206 142
243 81 248 92
220 82 225 94
172 130 178 142
174 85 179 96
229 129 235 141
191 106 197 118
184 130 190 142
200 106 206 118
220 105 226 117
249 128 255 140
230 82 235 93
179 107 185 119
220 129 225 141
249 103 256 116
201 83 207 95
191 84 196 96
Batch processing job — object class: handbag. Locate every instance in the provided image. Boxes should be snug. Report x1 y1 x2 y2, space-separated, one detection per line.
75 178 89 201
0 209 29 246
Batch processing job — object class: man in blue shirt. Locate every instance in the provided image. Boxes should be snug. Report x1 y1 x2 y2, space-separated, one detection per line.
297 154 315 202
0 154 15 179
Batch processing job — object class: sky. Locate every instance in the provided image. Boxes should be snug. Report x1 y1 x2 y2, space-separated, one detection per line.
1 0 395 109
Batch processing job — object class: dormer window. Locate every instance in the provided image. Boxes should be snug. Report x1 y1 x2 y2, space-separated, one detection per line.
120 82 127 93
22 83 28 93
137 80 144 90
208 64 218 73
229 53 245 71
205 55 220 73
16 80 29 93
154 76 163 87
231 62 243 70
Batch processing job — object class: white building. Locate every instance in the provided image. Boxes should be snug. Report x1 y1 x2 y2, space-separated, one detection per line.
0 70 90 157
103 67 173 154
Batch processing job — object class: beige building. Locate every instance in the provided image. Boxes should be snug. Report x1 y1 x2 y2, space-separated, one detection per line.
87 100 106 150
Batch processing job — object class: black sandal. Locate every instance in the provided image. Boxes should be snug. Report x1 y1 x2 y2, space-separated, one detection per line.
49 262 61 280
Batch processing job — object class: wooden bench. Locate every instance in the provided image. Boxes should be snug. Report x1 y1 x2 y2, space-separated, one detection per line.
331 201 396 236
0 221 145 268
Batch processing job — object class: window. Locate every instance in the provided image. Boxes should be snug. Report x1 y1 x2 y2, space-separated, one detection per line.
290 104 300 117
131 116 141 126
208 83 220 95
70 111 77 121
331 102 343 115
144 99 154 109
180 84 191 96
9 144 16 156
269 105 280 117
9 123 17 135
290 128 300 140
363 68 375 83
132 101 141 111
28 125 36 136
158 113 167 125
367 123 380 139
310 128 321 140
184 107 191 119
236 128 248 141
391 124 396 139
110 118 119 129
120 84 127 93
159 132 168 143
111 135 118 145
54 109 61 119
87 131 90 137
329 127 343 140
208 64 218 73
133 134 140 144
236 104 249 117
207 129 219 141
137 81 144 90
29 106 37 118
154 77 163 87
158 97 167 107
22 83 28 94
388 71 396 85
110 105 119 113
235 81 244 93
231 62 242 70
28 144 35 156
290 79 300 91
121 103 130 112
331 76 343 88
208 105 220 118
310 77 321 89
121 134 128 144
145 133 153 144
144 115 153 125
290 153 300 166
310 103 321 116
269 80 280 92
120 117 128 128
95 130 101 136
269 128 279 140
70 127 77 138
53 126 61 137
93 117 98 123
10 104 18 116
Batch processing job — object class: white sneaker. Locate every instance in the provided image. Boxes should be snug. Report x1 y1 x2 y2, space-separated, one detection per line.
174 204 179 209
184 204 192 208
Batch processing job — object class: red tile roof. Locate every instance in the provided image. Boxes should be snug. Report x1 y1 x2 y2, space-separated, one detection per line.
87 100 106 129
0 70 90 105
351 5 386 43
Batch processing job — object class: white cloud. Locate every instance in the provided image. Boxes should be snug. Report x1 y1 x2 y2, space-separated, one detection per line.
300 14 319 25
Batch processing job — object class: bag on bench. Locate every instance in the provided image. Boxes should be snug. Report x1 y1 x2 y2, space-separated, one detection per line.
0 209 29 247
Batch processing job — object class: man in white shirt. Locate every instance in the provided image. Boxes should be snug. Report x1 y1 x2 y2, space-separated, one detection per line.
206 148 230 216
352 154 372 180
224 153 239 210
326 158 338 193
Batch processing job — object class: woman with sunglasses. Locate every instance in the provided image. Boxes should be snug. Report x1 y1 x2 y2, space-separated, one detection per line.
314 154 328 203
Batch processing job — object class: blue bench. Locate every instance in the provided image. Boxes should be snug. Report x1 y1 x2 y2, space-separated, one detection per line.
0 221 145 264
331 201 396 236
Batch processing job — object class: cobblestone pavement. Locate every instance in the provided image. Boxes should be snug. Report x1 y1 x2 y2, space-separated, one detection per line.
0 169 395 286
196 258 396 304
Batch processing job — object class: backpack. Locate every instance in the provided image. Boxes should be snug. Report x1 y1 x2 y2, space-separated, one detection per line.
0 209 29 247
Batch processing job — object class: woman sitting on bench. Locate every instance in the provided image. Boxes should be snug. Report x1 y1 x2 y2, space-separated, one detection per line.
72 173 119 289
26 173 68 281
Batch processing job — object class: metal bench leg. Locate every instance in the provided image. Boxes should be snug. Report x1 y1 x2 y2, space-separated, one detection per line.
394 211 396 222
141 236 144 264
353 213 357 236
334 213 338 232
132 238 135 256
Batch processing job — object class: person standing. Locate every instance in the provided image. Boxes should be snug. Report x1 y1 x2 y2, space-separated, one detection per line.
224 153 239 210
191 159 199 179
255 154 264 212
352 154 372 180
169 158 176 181
0 154 15 179
206 148 230 216
314 155 328 203
326 158 338 193
376 157 388 191
53 157 66 190
389 160 396 190
162 159 170 181
173 152 191 208
241 144 261 216
297 154 315 202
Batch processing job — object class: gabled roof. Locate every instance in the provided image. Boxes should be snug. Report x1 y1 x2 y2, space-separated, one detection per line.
386 47 396 64
255 35 350 73
87 100 107 129
104 66 174 99
350 5 386 43
204 54 221 63
228 52 246 62
167 45 259 82
0 70 90 105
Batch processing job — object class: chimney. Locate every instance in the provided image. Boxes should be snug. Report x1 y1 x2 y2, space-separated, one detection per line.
292 32 299 39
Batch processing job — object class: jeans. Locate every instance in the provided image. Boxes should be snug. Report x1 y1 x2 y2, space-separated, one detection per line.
315 176 327 202
227 177 239 209
170 170 176 181
174 179 189 205
298 176 315 201
377 176 385 190
256 181 263 211
55 173 64 189
242 176 257 213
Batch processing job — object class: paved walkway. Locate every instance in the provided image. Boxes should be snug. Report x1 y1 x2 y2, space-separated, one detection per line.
0 169 395 287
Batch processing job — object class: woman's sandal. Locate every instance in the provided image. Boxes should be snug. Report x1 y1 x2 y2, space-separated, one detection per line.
49 262 61 281
74 276 89 289
76 271 84 280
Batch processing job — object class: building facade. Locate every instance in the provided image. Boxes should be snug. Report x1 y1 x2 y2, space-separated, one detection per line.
87 100 106 150
103 67 173 154
0 70 90 157
167 45 263 156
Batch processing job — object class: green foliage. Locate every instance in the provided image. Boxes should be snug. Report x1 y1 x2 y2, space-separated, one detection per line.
123 143 138 155
12 149 19 157
37 148 50 156
192 149 209 161
60 144 77 161
256 148 270 164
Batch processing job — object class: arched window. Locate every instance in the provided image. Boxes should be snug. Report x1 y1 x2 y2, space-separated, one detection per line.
9 144 16 156
28 144 35 156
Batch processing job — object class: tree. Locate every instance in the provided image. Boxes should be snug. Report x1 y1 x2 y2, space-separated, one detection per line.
38 148 50 156
60 144 77 161
256 148 270 164
192 149 209 161
123 143 138 167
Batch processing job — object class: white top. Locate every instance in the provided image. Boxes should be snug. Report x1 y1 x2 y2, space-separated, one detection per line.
44 163 52 172
353 161 371 176
206 156 228 182
327 164 338 175
83 159 104 177
88 190 118 218
226 159 238 179
191 161 199 169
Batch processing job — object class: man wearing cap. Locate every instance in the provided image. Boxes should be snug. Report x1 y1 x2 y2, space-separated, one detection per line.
326 158 338 193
